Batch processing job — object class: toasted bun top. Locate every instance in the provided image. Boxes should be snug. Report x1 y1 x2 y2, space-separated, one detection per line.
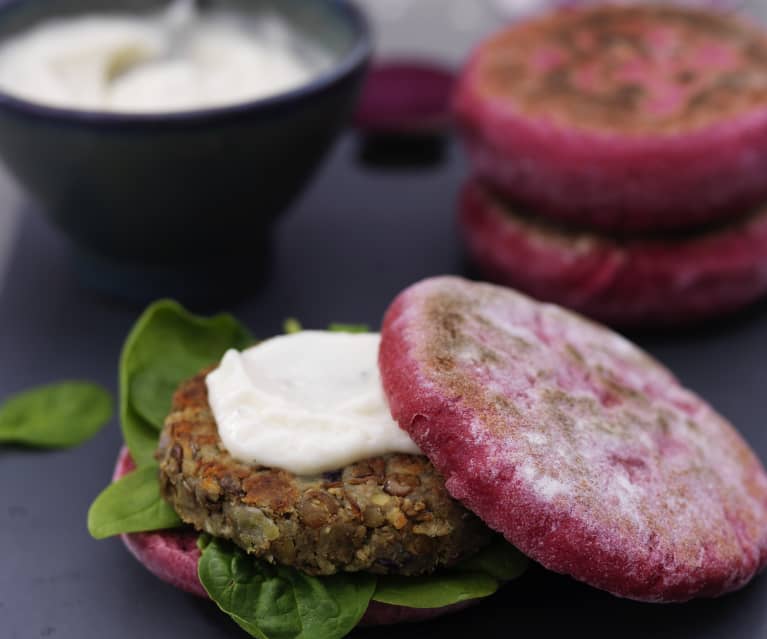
379 276 767 602
460 4 767 134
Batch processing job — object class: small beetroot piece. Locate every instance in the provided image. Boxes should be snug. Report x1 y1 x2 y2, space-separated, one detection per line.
454 4 767 232
459 179 767 326
379 276 767 602
113 447 476 624
355 61 456 135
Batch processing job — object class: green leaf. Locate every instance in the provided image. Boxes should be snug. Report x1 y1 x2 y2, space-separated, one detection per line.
129 367 180 431
87 465 181 539
452 537 529 582
198 538 376 639
372 572 498 608
122 419 161 470
0 381 112 448
120 300 252 466
283 318 303 334
197 533 212 551
327 323 370 334
372 538 528 608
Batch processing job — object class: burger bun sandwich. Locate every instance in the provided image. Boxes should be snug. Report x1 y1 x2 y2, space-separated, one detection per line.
89 277 767 638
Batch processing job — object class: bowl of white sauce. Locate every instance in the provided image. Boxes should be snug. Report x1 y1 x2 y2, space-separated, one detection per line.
0 0 370 303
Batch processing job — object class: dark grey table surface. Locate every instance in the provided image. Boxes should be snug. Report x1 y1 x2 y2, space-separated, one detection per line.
2 133 767 638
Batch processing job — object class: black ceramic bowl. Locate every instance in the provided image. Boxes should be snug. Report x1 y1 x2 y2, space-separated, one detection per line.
0 0 370 303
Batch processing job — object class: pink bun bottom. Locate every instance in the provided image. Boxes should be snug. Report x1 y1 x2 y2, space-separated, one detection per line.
459 179 767 326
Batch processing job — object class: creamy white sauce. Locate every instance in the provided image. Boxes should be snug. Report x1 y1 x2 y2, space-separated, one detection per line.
206 331 421 475
0 0 333 112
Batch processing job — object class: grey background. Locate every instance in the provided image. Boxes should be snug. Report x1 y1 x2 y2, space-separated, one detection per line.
4 1 767 637
2 134 767 638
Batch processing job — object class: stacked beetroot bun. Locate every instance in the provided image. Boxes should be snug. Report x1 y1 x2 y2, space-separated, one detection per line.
454 3 767 326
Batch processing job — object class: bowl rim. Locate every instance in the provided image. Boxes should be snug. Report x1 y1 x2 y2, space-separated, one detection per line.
0 0 372 127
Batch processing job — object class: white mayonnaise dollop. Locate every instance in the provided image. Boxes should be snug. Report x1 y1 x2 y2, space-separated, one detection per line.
0 0 332 112
206 331 421 475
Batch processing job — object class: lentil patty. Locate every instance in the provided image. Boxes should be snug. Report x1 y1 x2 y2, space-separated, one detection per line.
156 368 492 577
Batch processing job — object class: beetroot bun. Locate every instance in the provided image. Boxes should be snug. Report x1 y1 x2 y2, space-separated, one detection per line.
379 277 767 602
454 4 767 233
113 447 474 626
459 179 767 327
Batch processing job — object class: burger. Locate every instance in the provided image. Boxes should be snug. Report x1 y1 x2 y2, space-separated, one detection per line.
88 276 767 638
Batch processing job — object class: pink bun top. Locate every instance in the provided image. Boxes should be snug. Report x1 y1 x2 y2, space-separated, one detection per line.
379 276 767 602
461 4 767 135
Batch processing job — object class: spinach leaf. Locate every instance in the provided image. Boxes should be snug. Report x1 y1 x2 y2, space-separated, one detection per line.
0 381 112 448
198 536 527 634
372 538 528 608
452 537 529 582
129 367 180 431
327 323 370 334
198 537 375 639
120 300 252 466
371 572 497 608
283 318 303 334
87 464 181 539
284 320 371 335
